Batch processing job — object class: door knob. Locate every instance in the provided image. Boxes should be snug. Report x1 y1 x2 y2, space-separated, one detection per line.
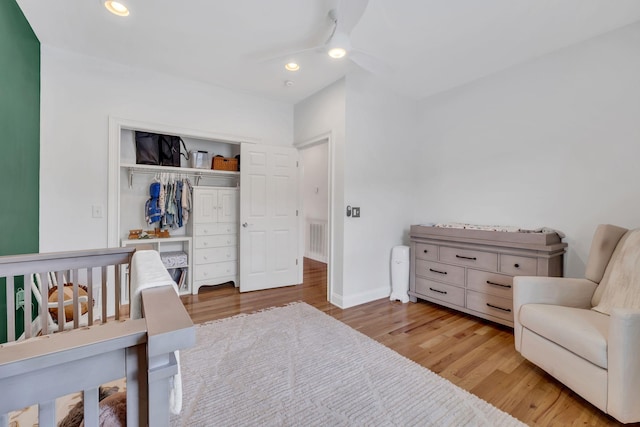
242 222 249 228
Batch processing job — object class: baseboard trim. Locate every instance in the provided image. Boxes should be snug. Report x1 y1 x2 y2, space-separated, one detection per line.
340 286 391 309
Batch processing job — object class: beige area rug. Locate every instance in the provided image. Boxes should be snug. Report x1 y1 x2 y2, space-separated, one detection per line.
171 302 525 427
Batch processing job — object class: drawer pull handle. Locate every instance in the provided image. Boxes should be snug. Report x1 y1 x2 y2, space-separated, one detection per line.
429 287 447 295
486 303 511 313
514 263 520 268
456 255 477 261
486 280 511 289
423 249 428 253
429 268 448 275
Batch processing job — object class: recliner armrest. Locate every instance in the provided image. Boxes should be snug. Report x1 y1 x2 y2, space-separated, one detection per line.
513 276 598 309
607 308 640 423
513 276 597 351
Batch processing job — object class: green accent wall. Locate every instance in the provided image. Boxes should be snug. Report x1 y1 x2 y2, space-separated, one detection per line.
0 0 40 343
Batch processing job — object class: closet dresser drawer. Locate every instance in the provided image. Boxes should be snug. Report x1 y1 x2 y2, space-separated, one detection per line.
409 224 566 327
195 262 237 282
196 235 237 249
194 223 236 236
194 247 237 264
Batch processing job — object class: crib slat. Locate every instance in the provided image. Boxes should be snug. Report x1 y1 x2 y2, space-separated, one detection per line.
115 264 121 320
72 269 79 329
39 272 49 336
39 400 56 427
87 267 94 326
24 274 32 339
127 344 145 427
102 266 108 324
6 276 15 342
56 271 64 332
83 387 99 427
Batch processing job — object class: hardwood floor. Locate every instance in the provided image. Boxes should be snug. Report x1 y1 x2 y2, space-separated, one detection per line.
180 258 631 427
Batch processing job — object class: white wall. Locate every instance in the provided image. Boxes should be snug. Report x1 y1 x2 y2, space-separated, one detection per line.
416 22 640 278
294 73 420 308
40 46 293 252
342 71 420 307
294 78 346 303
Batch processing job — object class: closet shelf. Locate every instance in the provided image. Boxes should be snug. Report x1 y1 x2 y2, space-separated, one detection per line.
121 163 239 187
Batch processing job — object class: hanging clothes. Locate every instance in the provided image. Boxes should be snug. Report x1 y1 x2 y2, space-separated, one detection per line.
145 174 192 230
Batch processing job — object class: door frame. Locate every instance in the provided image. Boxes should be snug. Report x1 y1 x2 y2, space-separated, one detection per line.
294 131 333 302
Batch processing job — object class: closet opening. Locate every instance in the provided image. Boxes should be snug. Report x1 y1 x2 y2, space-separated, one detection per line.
296 134 331 302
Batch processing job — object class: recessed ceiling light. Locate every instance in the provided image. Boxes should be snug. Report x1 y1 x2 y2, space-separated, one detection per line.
285 62 300 72
328 47 347 59
103 0 129 16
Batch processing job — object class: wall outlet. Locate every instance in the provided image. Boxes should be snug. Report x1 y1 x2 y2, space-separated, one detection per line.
352 207 360 218
92 205 103 218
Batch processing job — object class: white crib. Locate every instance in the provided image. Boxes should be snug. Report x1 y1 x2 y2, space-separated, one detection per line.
0 247 195 427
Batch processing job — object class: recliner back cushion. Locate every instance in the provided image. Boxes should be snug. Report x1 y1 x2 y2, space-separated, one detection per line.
586 224 628 286
592 229 640 314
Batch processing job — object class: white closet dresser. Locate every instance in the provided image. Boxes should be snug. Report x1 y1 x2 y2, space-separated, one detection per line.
189 186 239 293
409 225 566 327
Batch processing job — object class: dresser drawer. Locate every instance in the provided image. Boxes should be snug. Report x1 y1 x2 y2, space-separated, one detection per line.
467 269 513 299
194 261 237 281
195 223 236 236
195 235 237 249
466 290 513 322
415 243 438 261
415 277 465 307
439 246 497 271
415 260 465 286
500 254 537 276
195 247 237 264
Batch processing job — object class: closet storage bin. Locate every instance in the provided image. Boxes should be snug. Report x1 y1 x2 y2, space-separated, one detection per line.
160 251 188 268
190 151 209 169
212 156 238 171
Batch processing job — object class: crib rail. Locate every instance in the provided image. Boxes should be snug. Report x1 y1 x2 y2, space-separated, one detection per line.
0 248 195 427
1 247 135 342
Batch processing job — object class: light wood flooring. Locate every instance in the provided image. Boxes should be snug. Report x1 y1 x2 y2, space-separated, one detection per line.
180 258 633 427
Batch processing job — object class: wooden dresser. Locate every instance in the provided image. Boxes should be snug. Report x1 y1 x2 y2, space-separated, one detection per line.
409 225 567 327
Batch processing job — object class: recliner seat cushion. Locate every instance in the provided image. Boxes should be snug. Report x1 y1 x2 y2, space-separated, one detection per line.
520 304 609 369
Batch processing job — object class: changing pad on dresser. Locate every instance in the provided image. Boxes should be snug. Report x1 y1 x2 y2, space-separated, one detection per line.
434 222 566 238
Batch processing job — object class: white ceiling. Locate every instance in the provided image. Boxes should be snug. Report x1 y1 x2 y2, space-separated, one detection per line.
16 0 640 104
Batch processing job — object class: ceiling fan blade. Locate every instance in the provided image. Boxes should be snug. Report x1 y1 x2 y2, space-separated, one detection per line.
335 0 369 35
349 49 393 76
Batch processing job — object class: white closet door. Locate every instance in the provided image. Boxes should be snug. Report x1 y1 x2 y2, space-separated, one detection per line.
240 143 299 292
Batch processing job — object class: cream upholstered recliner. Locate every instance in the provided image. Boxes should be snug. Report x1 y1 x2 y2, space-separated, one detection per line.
514 224 640 424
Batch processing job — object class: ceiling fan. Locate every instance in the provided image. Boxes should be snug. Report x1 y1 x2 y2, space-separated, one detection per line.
272 0 390 75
